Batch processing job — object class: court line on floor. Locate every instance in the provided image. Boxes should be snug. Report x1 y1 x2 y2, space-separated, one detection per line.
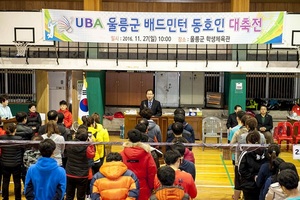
220 154 234 189
195 164 234 167
196 185 234 188
197 172 234 175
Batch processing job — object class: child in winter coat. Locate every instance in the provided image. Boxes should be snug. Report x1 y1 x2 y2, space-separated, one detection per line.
150 166 190 200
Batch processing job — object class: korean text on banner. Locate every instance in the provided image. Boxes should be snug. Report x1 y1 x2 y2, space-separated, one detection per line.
43 9 285 45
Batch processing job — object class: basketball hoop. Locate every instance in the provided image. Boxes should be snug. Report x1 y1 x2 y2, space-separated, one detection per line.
13 41 29 57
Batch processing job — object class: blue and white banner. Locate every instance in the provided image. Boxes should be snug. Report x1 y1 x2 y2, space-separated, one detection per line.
43 9 285 44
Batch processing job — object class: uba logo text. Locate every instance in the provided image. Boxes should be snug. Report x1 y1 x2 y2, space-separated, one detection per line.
75 18 104 28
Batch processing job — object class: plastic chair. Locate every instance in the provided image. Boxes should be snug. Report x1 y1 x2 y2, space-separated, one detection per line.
273 126 279 143
276 122 294 150
202 116 222 150
293 121 300 144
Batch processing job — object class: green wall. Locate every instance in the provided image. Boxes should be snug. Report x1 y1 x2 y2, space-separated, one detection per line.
227 44 247 114
224 72 230 107
86 71 105 123
227 73 246 114
10 104 30 116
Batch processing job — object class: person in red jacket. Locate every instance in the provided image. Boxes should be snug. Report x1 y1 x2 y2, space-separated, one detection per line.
172 142 196 181
154 150 197 199
121 129 157 200
0 118 5 135
57 100 73 128
150 166 190 200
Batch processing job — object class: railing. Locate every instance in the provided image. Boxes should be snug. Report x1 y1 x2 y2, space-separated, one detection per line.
0 42 298 62
1 42 299 103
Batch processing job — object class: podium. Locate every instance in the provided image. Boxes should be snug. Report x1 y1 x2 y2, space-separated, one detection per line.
124 114 202 141
1 118 17 130
124 114 202 157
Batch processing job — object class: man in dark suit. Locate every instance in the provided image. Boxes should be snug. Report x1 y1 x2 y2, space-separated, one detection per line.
140 89 162 117
255 105 273 144
226 105 242 143
226 105 242 130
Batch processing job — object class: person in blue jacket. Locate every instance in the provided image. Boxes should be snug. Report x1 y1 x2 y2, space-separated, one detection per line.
25 138 66 200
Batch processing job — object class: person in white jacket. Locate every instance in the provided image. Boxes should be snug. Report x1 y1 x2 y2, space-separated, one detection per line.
42 120 65 166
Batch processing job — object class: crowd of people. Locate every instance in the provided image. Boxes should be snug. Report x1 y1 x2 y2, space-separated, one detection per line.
0 92 299 200
227 104 300 200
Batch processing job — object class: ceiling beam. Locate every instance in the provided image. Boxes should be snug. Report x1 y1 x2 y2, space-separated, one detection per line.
102 0 299 3
102 0 229 2
251 0 300 3
1 0 298 3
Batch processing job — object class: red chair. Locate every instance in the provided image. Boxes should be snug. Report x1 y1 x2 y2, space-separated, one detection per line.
276 122 294 150
273 126 279 143
293 121 300 144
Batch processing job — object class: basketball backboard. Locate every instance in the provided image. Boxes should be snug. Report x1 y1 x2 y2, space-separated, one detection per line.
292 30 300 46
272 13 300 49
0 11 54 46
14 27 35 43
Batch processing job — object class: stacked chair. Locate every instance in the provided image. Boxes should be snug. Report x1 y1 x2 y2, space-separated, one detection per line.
274 121 300 150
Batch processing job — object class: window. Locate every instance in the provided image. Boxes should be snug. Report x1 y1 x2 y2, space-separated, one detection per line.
0 69 35 103
205 72 222 93
246 73 266 99
246 72 297 100
269 73 294 99
204 72 297 103
0 70 5 93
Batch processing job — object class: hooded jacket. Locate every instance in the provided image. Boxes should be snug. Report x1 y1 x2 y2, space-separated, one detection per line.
154 169 197 199
121 142 157 200
25 157 66 200
182 122 195 143
150 186 191 200
91 161 139 200
167 124 194 144
148 120 162 142
183 148 195 163
265 181 286 200
88 125 110 162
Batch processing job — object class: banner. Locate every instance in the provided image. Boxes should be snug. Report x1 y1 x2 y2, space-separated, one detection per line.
78 79 89 125
43 9 285 44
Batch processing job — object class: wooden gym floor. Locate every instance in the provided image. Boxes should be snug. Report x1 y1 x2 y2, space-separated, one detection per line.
7 135 300 200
